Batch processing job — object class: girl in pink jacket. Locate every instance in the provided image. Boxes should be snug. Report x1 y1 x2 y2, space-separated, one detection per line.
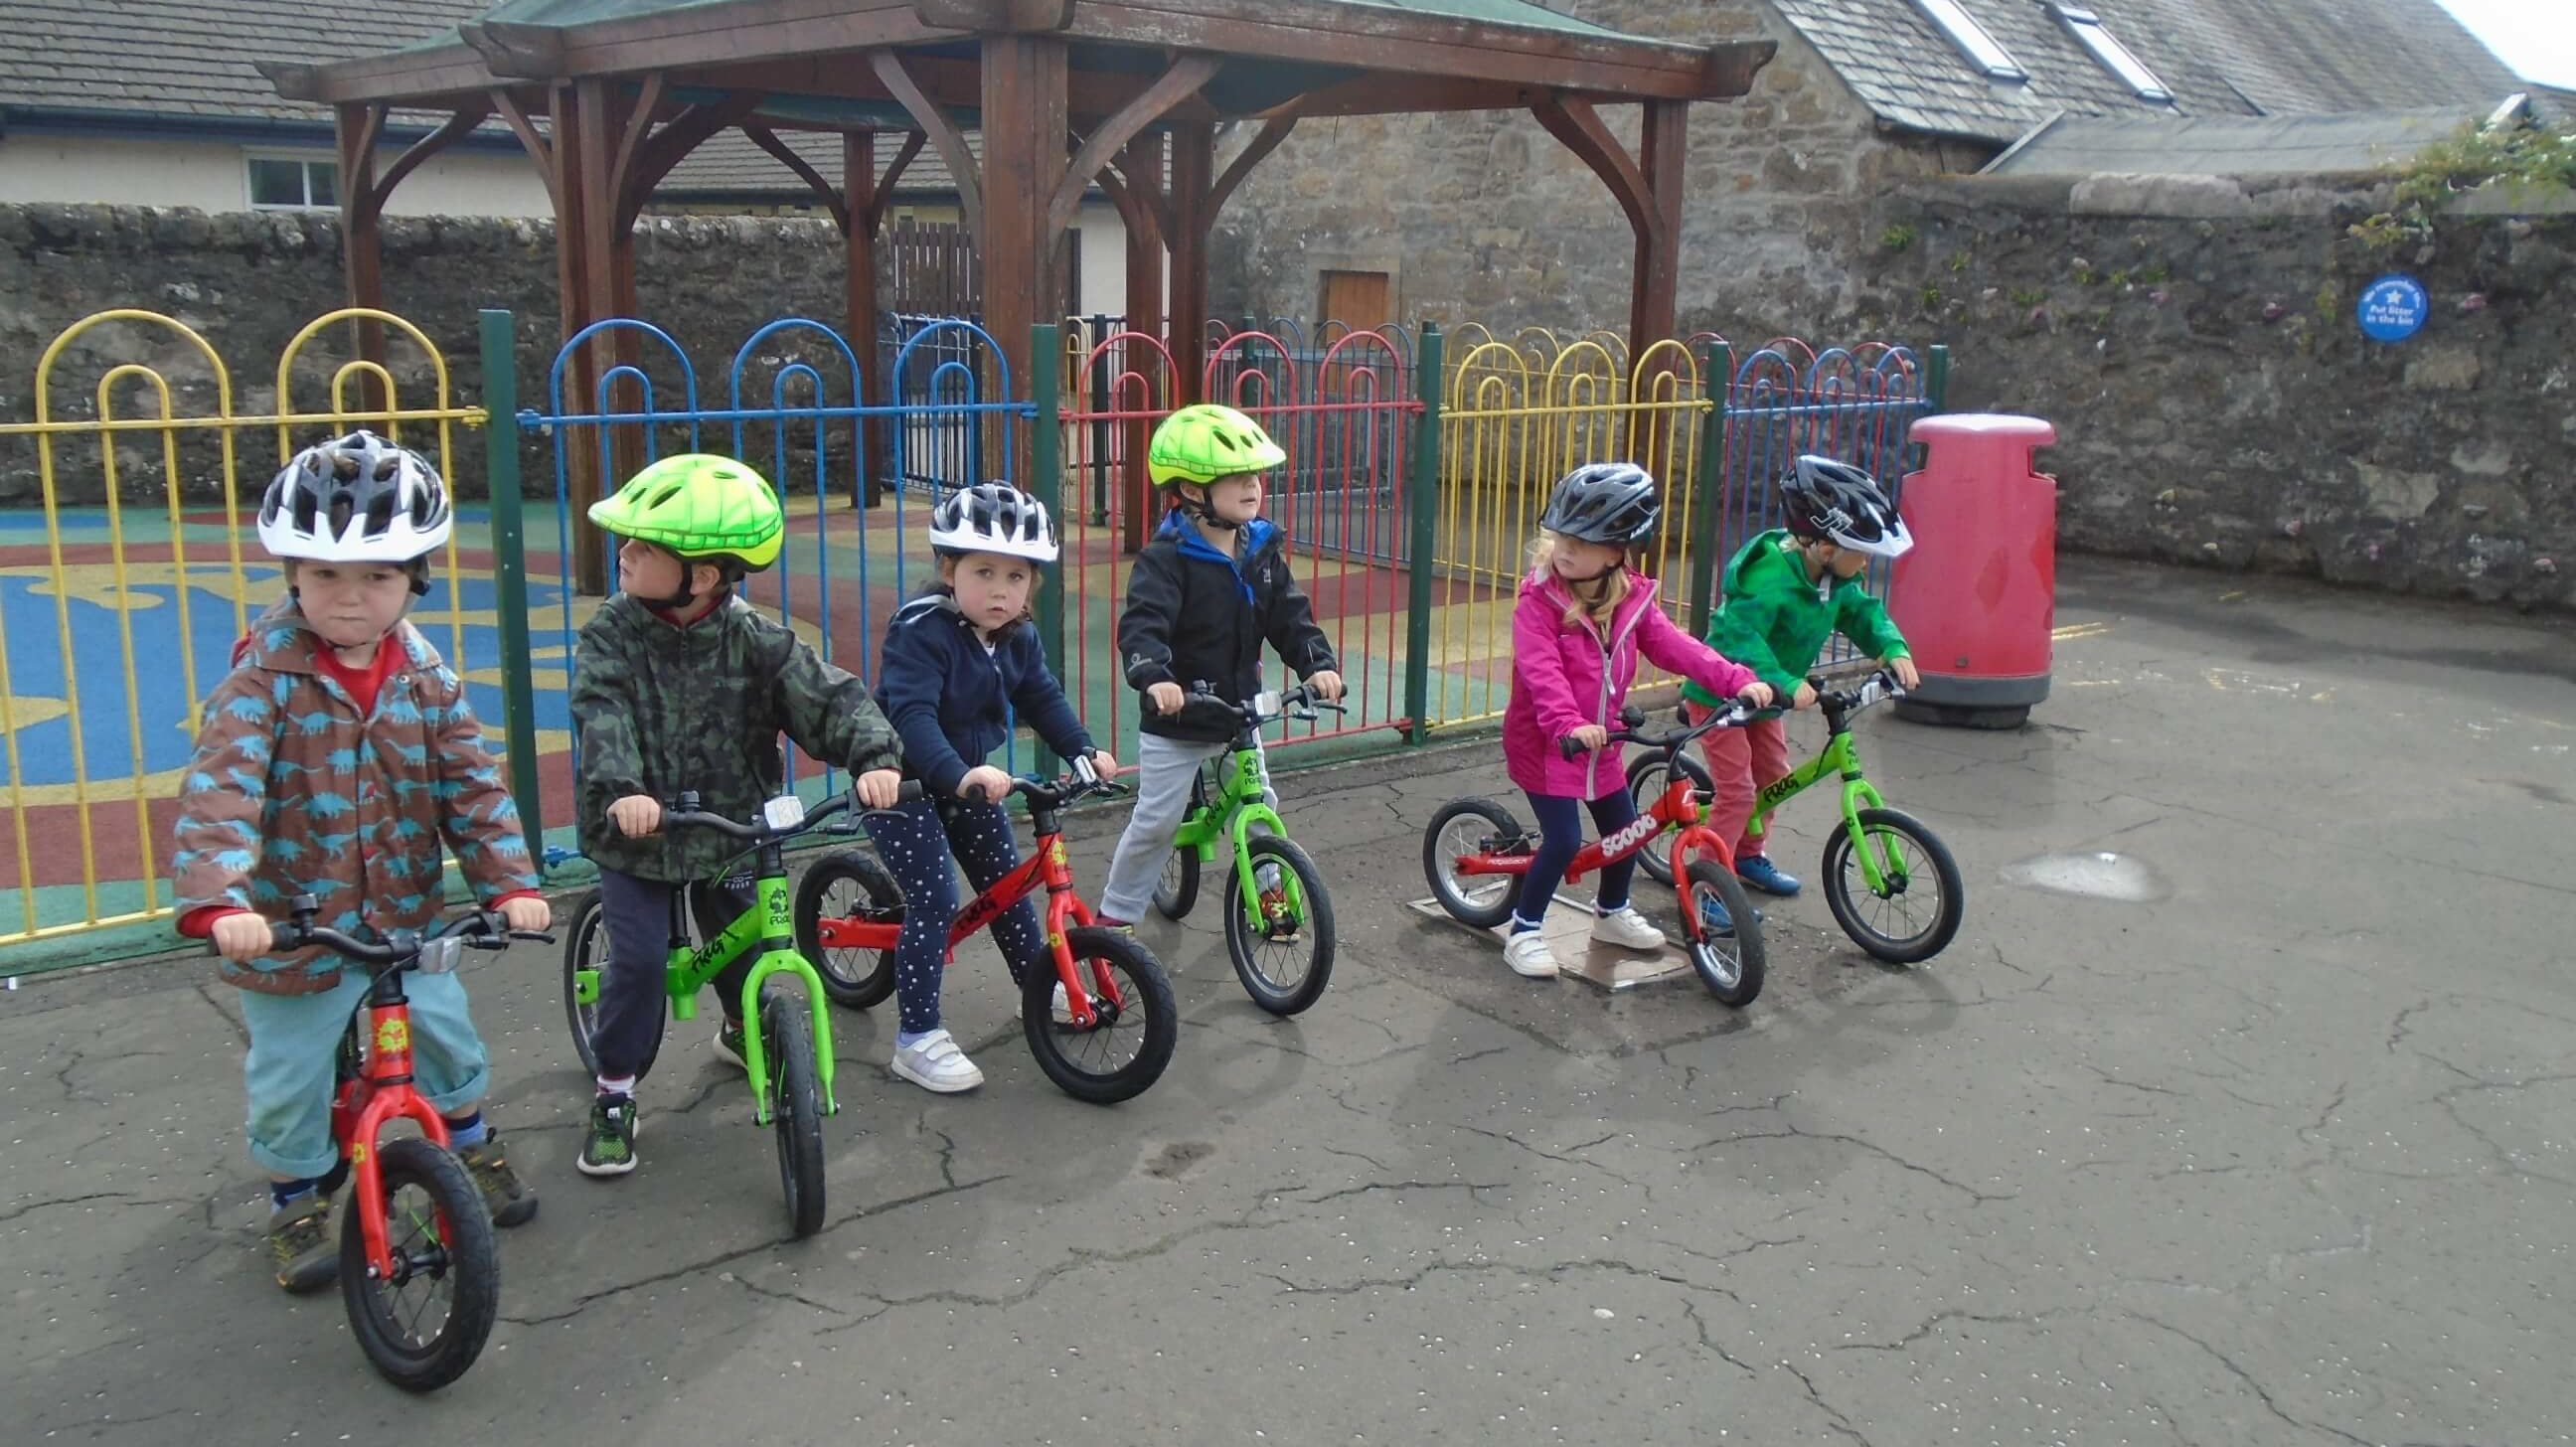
1499 465 1774 979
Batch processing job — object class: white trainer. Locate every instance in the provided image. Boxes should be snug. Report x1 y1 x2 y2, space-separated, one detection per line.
890 1030 986 1093
1591 905 1667 950
1014 981 1072 1025
1503 929 1560 979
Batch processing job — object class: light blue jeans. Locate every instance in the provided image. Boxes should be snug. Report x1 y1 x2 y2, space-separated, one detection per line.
238 969 489 1178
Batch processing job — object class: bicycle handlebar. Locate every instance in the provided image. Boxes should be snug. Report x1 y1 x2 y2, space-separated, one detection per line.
1558 693 1770 759
264 901 555 971
1180 680 1348 725
659 782 923 841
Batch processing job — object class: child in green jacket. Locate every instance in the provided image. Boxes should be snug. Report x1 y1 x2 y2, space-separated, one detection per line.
1681 457 1920 897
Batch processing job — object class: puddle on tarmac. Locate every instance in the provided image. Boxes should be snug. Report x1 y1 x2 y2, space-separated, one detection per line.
1999 851 2170 902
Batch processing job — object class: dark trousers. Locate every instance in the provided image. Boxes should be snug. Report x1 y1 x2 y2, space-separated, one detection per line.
863 796 1047 1035
1512 789 1643 928
592 866 758 1081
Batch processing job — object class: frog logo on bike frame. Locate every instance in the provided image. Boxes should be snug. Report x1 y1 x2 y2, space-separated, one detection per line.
375 1017 409 1055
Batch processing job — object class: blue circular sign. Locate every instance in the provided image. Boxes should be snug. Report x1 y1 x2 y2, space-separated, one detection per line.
2356 274 2429 343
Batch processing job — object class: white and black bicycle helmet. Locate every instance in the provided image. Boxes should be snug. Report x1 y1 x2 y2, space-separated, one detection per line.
258 430 453 581
928 481 1058 564
1779 455 1912 560
1538 462 1661 550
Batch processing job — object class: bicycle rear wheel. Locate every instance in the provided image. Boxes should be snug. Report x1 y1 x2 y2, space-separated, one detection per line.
340 1138 499 1392
760 987 828 1238
1223 833 1336 1016
1025 928 1177 1104
1153 773 1209 919
562 889 665 1083
1822 807 1965 964
1421 798 1529 929
792 851 902 1009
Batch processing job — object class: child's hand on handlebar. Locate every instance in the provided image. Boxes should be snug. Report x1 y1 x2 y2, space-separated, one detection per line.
1147 681 1187 716
854 768 905 809
1306 670 1345 703
1567 724 1611 752
1884 656 1920 690
1792 681 1819 711
499 895 553 933
211 911 272 965
1738 682 1775 710
957 765 1015 804
1087 748 1120 776
610 793 663 837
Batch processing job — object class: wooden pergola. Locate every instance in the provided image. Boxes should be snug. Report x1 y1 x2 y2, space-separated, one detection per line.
266 0 1772 589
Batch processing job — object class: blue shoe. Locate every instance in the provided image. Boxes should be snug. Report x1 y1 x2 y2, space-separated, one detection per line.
1693 893 1764 937
1736 855 1802 897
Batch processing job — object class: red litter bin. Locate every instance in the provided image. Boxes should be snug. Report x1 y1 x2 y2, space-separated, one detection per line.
1886 413 2059 729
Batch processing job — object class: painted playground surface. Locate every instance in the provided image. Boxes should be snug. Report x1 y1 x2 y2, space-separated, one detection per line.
0 493 1527 952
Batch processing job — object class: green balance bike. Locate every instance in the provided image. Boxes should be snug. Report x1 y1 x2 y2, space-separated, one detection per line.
1628 670 1965 963
562 784 918 1237
1151 682 1343 1016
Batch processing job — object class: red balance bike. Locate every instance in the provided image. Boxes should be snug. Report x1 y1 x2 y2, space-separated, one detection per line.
1420 699 1770 1005
792 758 1179 1103
271 894 553 1391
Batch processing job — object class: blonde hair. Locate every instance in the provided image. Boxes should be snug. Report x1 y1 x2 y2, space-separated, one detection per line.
1529 530 1631 631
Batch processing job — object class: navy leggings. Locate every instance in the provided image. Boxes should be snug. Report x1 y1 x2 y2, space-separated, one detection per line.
1513 790 1643 929
863 795 1046 1035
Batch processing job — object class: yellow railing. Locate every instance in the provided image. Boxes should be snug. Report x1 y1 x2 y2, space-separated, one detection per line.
0 308 483 948
1431 337 1716 727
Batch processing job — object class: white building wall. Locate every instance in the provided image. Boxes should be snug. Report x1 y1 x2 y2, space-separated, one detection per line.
0 133 554 217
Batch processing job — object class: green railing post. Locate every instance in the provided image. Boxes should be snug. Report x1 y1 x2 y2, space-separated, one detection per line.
1402 322 1445 743
1030 322 1064 778
1687 341 1730 636
478 309 544 854
1926 343 1952 415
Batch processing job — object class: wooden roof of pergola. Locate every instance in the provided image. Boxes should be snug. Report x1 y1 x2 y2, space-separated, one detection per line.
268 0 1772 584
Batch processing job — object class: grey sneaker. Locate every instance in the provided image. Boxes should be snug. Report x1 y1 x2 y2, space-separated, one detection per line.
266 1192 338 1294
455 1130 539 1227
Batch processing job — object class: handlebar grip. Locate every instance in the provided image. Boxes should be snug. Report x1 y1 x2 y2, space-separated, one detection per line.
1558 736 1584 760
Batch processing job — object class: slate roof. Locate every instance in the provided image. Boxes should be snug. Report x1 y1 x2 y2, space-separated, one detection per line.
1983 107 2493 177
1767 0 2525 145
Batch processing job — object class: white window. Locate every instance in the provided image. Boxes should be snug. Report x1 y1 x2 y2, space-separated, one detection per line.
2050 4 2174 101
1910 0 2025 80
246 153 340 211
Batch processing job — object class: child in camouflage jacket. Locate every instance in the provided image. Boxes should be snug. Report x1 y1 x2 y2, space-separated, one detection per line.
568 454 903 1179
172 431 549 1295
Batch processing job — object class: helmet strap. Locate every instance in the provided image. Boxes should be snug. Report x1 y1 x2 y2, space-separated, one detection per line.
1178 482 1243 532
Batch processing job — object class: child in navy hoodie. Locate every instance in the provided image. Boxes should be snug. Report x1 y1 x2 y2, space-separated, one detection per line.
869 483 1115 1093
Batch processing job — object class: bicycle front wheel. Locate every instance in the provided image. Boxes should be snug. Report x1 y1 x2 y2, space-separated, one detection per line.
760 987 828 1238
792 851 901 1009
1223 833 1336 1016
1822 807 1965 964
341 1138 499 1392
1680 861 1767 1008
1026 927 1177 1104
559 889 665 1083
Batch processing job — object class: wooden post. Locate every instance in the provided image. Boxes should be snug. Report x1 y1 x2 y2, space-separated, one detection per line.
979 33 1069 485
334 102 390 417
1168 121 1213 405
546 83 611 596
1117 132 1165 555
1629 99 1687 379
846 130 889 508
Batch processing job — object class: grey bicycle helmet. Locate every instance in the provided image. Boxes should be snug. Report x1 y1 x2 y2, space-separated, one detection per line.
1778 455 1911 559
1537 462 1660 549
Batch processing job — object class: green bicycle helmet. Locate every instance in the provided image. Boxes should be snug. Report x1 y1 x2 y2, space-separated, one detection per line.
1147 403 1285 488
587 453 785 571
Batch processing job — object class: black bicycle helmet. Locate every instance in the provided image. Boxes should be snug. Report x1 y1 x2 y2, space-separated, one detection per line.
1778 455 1912 559
1537 462 1660 549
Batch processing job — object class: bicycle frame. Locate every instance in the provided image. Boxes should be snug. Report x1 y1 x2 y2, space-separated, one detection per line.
567 868 841 1121
1170 738 1312 932
331 991 451 1283
1450 768 1735 930
1740 700 1903 896
809 827 1126 1030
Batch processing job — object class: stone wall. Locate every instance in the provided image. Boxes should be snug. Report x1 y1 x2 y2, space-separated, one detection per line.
0 205 857 504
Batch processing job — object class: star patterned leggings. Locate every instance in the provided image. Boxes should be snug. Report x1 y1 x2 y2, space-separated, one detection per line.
862 794 1048 1035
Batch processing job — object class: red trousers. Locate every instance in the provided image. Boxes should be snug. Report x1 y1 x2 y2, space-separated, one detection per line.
1687 702 1790 863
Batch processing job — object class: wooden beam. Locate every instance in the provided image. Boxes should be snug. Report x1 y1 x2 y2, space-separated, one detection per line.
301 46 499 106
1110 132 1171 242
540 0 958 80
254 61 320 102
371 101 493 210
870 48 984 241
1114 129 1164 554
335 102 391 413
1530 95 1655 244
912 0 1075 30
1207 111 1296 221
847 130 890 508
869 130 926 232
979 32 1070 482
1046 52 1218 239
620 91 771 230
744 125 854 233
492 87 561 212
456 22 564 78
606 73 670 230
676 53 1218 125
1168 119 1212 403
1252 72 1551 118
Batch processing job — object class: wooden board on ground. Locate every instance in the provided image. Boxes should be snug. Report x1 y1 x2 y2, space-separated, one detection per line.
1405 893 1695 993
